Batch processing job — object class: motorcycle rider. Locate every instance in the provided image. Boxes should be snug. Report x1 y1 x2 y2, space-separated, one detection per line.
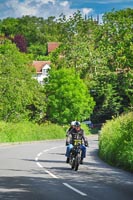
66 121 76 137
65 121 88 164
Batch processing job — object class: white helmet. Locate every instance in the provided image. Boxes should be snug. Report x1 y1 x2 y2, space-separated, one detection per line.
71 121 76 126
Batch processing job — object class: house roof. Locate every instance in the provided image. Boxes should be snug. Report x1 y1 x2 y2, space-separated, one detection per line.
48 42 60 54
33 61 51 73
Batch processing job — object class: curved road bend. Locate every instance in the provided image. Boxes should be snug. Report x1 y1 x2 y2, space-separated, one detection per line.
0 135 132 200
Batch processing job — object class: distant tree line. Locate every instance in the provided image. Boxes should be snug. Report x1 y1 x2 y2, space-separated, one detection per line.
0 8 133 124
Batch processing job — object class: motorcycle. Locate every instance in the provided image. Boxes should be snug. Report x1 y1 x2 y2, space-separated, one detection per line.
69 139 82 171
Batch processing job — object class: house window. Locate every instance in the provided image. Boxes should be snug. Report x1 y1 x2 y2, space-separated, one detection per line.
42 68 48 75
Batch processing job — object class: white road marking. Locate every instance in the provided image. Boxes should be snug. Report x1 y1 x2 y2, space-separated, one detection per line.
36 162 43 168
50 147 58 150
43 149 49 152
0 188 27 192
35 157 38 161
35 145 63 176
35 145 87 196
37 152 43 157
45 170 58 179
63 183 87 196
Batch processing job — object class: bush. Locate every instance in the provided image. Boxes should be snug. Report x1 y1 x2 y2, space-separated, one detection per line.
81 123 91 136
99 112 133 172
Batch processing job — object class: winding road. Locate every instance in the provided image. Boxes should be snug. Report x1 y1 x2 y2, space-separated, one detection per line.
0 135 132 200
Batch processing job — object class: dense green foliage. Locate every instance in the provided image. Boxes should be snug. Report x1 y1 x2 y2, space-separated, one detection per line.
0 121 66 142
0 40 46 122
99 112 133 172
45 68 95 124
0 8 133 124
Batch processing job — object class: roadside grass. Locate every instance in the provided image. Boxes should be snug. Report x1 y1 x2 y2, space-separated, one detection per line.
99 112 133 172
0 121 66 143
0 121 90 143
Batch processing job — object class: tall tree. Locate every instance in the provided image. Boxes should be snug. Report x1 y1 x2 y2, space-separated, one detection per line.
100 8 133 70
44 68 95 124
0 40 46 122
91 8 133 121
57 11 99 77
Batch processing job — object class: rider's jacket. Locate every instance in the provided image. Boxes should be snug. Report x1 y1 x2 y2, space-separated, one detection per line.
66 126 73 137
66 128 87 145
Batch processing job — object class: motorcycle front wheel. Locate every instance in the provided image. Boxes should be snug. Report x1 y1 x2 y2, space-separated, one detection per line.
74 154 80 171
71 159 75 169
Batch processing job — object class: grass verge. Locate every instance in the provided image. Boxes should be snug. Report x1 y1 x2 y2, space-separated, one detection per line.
0 121 66 143
0 121 90 143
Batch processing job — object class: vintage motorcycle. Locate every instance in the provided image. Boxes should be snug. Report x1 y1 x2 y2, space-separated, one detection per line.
69 139 82 171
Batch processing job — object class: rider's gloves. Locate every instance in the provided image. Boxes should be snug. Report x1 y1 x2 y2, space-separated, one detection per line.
85 141 89 147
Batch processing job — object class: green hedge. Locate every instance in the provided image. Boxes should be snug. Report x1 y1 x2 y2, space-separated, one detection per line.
99 112 133 172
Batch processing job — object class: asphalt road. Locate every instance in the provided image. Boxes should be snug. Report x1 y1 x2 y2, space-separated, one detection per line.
0 135 132 200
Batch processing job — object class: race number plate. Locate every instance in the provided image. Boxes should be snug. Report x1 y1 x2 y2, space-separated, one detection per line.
74 139 81 145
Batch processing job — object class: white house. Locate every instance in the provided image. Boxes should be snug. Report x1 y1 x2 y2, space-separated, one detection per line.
32 61 51 84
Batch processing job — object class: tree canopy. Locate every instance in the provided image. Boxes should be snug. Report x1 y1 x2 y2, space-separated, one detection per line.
0 8 133 124
0 40 46 122
44 68 95 124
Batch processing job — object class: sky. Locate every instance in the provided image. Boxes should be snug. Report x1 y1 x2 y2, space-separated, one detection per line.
0 0 133 22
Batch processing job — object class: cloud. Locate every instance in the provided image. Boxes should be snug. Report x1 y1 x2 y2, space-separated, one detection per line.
0 0 79 19
59 1 69 6
82 8 93 15
0 0 132 20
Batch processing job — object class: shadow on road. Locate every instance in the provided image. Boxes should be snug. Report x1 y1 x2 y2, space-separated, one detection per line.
0 175 62 200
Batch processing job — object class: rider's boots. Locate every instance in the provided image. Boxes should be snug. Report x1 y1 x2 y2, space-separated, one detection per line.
80 158 83 164
66 157 69 163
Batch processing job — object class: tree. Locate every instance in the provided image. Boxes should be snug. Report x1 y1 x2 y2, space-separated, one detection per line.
90 73 124 123
90 8 133 122
0 17 19 36
27 43 47 59
100 8 133 70
56 11 99 77
13 34 27 52
0 40 46 122
44 68 95 124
